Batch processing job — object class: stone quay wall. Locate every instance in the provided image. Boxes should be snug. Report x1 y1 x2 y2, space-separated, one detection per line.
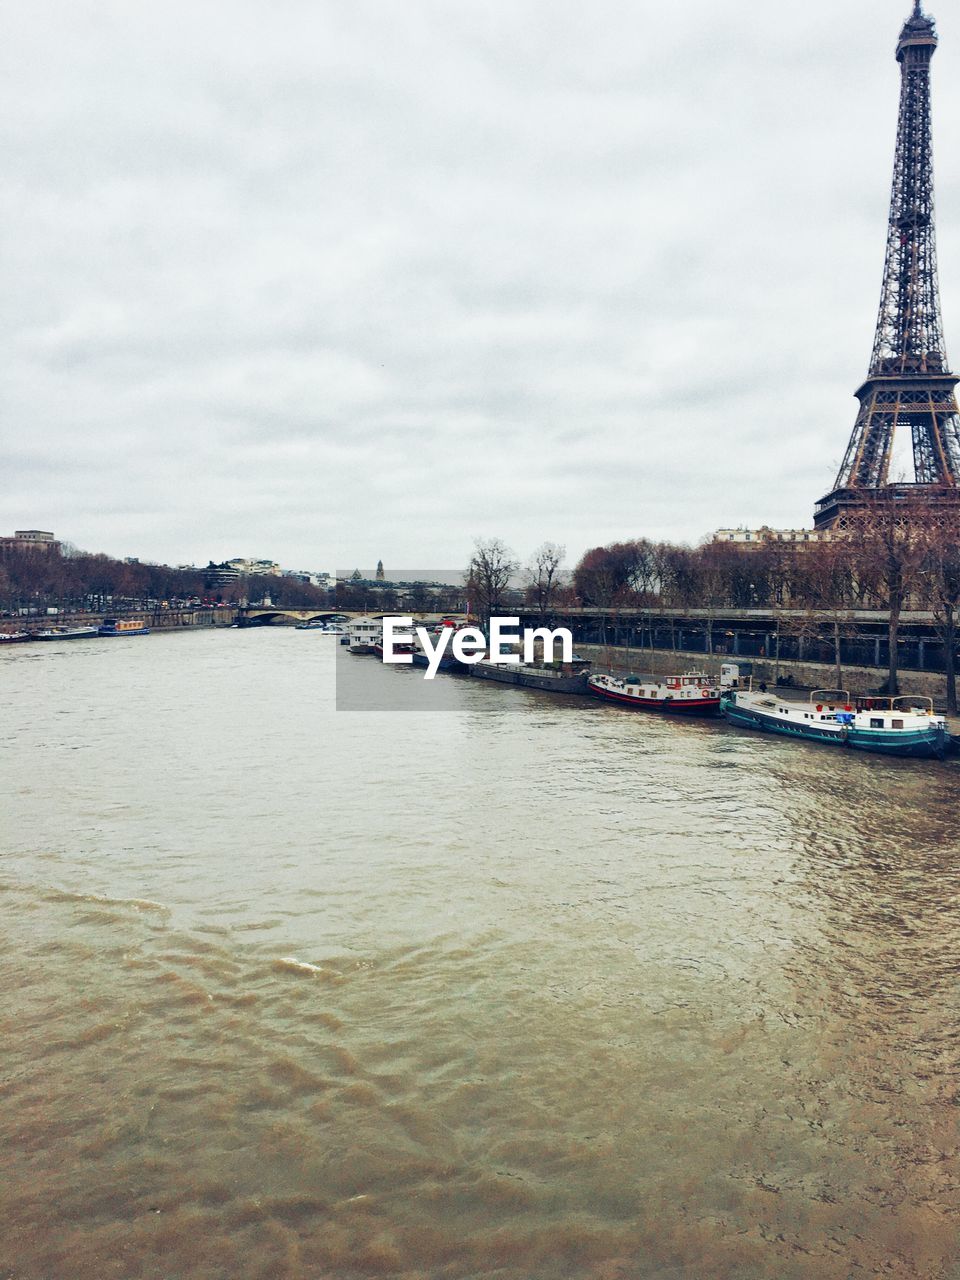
577 643 950 705
5 607 238 635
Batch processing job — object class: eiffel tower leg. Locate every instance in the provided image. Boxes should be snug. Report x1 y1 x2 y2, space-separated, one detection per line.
835 388 894 489
912 415 943 484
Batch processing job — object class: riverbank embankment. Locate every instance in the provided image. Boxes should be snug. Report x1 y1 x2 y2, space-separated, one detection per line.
578 643 951 705
4 607 238 635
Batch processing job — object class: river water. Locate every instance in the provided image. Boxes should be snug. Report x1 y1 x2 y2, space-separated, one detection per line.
2 628 960 1279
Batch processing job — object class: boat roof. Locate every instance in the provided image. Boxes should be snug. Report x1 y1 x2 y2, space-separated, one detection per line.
857 694 934 710
809 689 850 703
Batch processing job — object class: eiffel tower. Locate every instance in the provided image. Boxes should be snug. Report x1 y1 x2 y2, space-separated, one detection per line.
814 1 960 529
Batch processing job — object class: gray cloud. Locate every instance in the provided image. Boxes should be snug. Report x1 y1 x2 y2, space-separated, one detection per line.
2 1 959 570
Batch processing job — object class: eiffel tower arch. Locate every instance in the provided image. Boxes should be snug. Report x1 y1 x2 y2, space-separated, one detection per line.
815 2 960 530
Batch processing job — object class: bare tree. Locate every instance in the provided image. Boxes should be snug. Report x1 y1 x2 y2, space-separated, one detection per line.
790 536 858 689
920 509 960 712
524 542 566 621
406 582 431 616
466 538 518 631
626 539 657 600
848 498 932 695
573 544 635 644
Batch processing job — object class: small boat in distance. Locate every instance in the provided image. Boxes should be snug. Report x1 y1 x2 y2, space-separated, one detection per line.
32 626 100 641
720 687 950 758
588 670 721 714
0 631 32 644
99 618 150 636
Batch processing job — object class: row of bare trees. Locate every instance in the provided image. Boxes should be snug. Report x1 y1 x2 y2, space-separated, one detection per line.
569 510 960 704
0 547 333 614
465 504 960 706
465 539 568 630
0 548 208 612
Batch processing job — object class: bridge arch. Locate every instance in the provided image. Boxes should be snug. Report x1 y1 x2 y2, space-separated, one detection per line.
239 609 349 627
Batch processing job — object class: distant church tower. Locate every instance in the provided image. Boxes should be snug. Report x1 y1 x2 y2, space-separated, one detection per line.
376 560 385 581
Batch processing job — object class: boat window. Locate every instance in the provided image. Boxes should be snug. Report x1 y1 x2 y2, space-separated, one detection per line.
870 718 883 728
892 719 904 729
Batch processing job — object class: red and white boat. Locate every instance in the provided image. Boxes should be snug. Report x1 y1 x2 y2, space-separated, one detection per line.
588 670 721 715
374 637 415 660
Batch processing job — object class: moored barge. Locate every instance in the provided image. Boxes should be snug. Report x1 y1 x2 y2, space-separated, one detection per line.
720 688 950 758
471 655 592 694
32 625 100 641
348 618 381 654
588 670 721 714
99 617 150 636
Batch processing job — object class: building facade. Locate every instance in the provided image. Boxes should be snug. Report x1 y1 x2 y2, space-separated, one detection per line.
0 530 61 557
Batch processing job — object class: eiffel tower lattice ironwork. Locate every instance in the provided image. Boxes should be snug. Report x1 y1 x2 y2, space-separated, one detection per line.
815 1 960 528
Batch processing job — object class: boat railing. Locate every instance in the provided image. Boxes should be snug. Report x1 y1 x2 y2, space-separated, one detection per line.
809 689 851 708
892 694 935 712
854 694 934 714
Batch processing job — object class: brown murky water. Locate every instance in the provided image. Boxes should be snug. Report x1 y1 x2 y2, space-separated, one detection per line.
2 628 960 1278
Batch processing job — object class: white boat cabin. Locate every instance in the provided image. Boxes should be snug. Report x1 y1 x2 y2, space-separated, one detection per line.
348 617 382 652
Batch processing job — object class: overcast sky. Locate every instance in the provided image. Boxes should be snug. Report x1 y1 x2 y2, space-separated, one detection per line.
3 1 960 572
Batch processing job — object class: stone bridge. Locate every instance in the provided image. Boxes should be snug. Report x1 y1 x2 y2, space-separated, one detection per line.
239 608 468 628
239 608 352 627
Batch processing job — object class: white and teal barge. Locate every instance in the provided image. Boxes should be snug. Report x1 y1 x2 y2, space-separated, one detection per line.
720 687 950 759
